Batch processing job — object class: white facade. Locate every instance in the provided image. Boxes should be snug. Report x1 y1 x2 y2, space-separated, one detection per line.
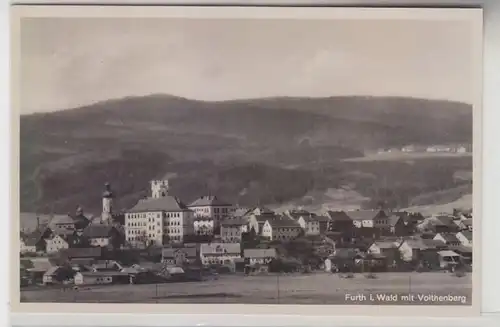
125 209 195 246
200 243 241 266
221 222 248 243
456 232 472 247
189 196 234 228
46 235 69 254
194 219 214 235
352 219 374 228
20 240 37 254
89 237 111 247
102 197 112 222
151 180 169 198
297 217 320 235
262 220 302 241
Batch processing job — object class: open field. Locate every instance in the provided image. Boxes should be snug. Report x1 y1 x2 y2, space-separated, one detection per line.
21 272 472 305
343 152 472 162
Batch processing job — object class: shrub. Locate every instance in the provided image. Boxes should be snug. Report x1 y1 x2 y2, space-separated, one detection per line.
454 270 467 278
344 272 355 279
365 273 378 279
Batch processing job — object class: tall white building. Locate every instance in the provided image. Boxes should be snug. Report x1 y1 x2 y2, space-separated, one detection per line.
124 180 195 247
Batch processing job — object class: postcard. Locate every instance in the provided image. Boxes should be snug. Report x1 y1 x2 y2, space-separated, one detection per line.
10 5 483 316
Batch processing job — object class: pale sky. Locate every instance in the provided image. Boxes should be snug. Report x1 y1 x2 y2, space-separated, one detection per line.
20 17 476 114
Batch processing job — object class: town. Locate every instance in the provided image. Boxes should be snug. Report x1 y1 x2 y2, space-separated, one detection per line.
19 179 473 302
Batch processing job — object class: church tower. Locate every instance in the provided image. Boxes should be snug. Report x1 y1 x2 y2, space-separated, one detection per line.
151 180 169 198
102 182 114 223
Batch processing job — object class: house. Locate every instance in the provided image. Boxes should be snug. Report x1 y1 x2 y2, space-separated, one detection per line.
329 248 364 272
220 218 248 243
456 218 473 231
42 266 74 285
51 207 91 232
91 260 123 272
20 237 38 254
82 224 122 248
199 243 241 266
326 211 353 232
345 210 388 229
62 247 103 260
397 238 447 263
74 271 130 286
433 233 462 247
188 195 234 229
45 234 70 254
367 240 401 264
456 231 473 247
437 250 460 269
262 216 302 241
248 212 277 235
387 212 421 236
424 215 459 233
162 247 198 266
243 248 277 266
288 211 330 236
125 180 195 247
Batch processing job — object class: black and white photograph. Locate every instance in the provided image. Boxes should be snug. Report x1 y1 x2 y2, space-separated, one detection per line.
11 5 482 312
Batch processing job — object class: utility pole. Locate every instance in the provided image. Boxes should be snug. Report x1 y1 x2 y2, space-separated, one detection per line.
277 274 280 304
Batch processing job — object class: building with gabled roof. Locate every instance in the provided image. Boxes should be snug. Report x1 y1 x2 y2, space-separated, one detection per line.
433 233 461 247
188 195 234 230
82 223 123 248
243 248 277 266
125 180 195 247
220 217 248 243
261 215 302 241
345 210 388 229
199 243 241 266
456 230 473 247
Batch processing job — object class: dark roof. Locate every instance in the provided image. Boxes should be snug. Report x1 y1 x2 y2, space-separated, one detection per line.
327 211 352 222
83 224 115 238
221 218 247 226
462 219 472 226
346 210 385 221
387 215 402 227
232 208 252 218
244 248 277 258
267 216 301 228
128 195 188 213
188 195 231 207
435 216 456 227
162 247 197 258
63 247 102 259
459 230 473 241
437 233 461 243
332 248 359 259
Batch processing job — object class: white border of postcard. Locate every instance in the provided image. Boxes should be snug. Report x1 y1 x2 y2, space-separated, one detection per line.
9 4 483 317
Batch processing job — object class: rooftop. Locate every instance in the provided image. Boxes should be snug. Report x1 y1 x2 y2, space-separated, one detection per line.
83 224 115 238
327 211 352 222
162 247 197 258
244 248 277 258
200 243 241 255
128 195 188 213
220 218 248 226
188 195 232 207
459 230 473 241
345 210 385 221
